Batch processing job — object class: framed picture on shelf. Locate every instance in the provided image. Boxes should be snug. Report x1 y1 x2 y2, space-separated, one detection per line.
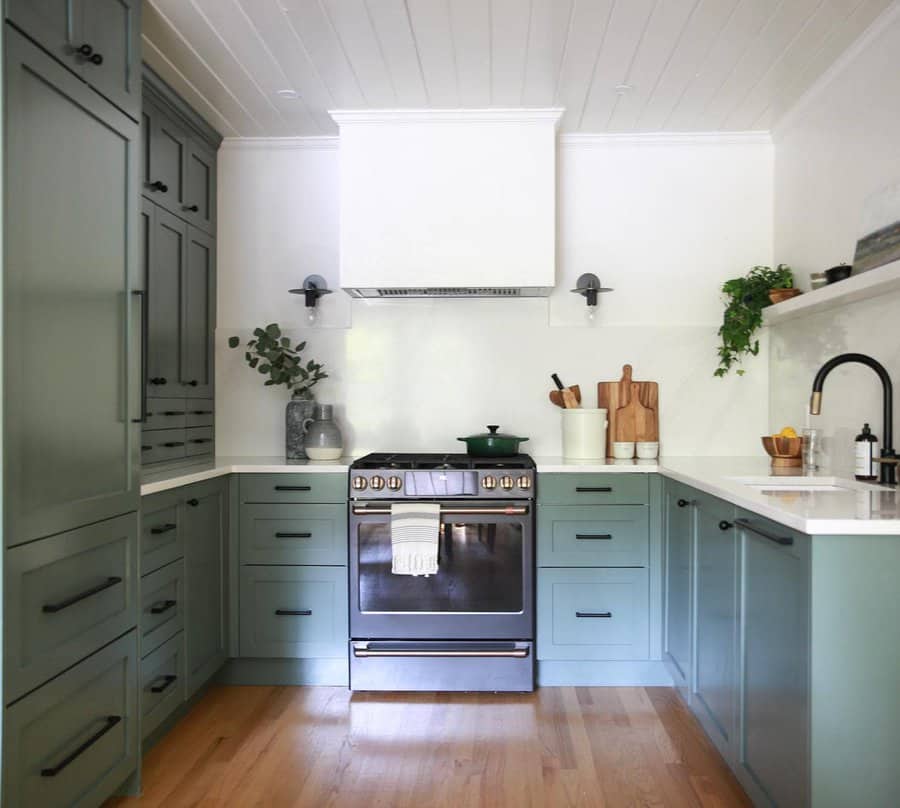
853 181 900 273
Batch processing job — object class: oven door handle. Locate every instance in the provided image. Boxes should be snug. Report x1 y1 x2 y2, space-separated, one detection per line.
351 505 529 516
352 646 530 659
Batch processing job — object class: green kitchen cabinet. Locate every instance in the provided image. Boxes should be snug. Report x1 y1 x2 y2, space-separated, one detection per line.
142 95 188 213
184 137 217 234
240 503 347 566
4 25 141 546
536 505 648 567
183 479 228 696
140 631 186 739
537 473 649 506
180 227 215 399
663 481 694 694
5 0 75 66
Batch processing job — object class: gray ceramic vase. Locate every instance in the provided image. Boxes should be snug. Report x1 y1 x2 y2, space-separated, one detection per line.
304 404 343 460
285 391 316 460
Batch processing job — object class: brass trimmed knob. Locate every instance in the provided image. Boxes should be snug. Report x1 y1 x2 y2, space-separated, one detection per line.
481 475 497 490
370 475 385 491
351 476 368 491
387 476 402 491
500 475 514 491
517 475 532 490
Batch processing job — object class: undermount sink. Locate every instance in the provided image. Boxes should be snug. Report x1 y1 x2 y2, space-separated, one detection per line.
726 476 876 493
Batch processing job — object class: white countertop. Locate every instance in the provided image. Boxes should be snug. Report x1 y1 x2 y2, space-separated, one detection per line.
141 454 900 535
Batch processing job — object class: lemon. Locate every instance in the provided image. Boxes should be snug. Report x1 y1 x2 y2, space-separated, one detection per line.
777 426 798 439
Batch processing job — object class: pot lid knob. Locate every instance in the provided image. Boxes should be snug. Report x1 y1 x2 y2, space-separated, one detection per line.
487 425 499 434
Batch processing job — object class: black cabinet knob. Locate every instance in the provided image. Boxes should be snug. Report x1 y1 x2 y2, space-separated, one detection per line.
185 380 198 387
88 53 103 65
148 180 169 193
677 498 689 507
149 377 167 385
183 204 199 213
719 520 734 531
186 498 199 507
76 43 93 57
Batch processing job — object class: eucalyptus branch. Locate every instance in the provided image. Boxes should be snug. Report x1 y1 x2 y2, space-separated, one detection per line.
228 323 327 395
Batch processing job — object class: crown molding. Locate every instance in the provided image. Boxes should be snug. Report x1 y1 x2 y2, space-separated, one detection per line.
559 131 772 148
329 108 565 127
219 136 339 151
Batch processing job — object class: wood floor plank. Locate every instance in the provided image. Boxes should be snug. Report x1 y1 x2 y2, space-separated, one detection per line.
107 685 752 808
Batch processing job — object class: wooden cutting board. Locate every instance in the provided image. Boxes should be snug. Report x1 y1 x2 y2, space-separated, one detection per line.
598 365 659 454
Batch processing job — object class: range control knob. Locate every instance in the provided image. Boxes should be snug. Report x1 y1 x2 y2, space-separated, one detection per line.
500 475 514 491
351 476 368 491
387 476 403 491
370 475 385 491
517 475 532 490
481 475 497 490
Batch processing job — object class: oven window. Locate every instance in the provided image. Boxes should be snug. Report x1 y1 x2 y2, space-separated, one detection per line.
358 521 524 613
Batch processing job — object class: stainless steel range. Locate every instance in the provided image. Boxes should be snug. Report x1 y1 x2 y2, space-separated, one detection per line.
348 452 535 692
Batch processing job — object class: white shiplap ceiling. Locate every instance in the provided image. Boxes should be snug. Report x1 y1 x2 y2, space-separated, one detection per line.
142 0 895 138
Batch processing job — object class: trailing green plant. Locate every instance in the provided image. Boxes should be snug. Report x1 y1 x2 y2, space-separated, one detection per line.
228 323 327 396
715 264 794 377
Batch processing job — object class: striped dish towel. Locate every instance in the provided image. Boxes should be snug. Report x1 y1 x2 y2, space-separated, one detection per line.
391 502 440 576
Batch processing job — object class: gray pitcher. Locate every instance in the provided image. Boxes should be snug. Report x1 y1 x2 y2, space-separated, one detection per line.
304 404 343 460
285 391 316 460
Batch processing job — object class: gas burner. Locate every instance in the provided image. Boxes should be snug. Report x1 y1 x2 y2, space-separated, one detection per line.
351 452 535 471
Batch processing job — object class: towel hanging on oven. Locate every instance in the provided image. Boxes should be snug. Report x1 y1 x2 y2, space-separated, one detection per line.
391 502 440 576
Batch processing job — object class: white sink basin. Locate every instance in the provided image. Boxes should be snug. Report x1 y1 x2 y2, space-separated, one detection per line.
726 476 875 493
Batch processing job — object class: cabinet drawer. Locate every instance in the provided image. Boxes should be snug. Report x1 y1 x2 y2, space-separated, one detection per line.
537 505 648 567
240 504 347 565
186 399 215 427
240 473 347 505
141 490 183 574
142 428 186 464
239 566 348 658
537 474 649 505
143 398 187 431
537 568 649 661
141 632 186 739
4 513 139 702
141 560 185 655
185 426 214 456
3 631 138 808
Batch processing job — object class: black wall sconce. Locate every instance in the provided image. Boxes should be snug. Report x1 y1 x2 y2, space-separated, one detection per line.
571 273 613 323
289 274 332 325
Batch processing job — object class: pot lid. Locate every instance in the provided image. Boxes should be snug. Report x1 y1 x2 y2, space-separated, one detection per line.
458 425 529 441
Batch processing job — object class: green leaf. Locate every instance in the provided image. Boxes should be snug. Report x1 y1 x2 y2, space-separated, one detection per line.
253 328 265 338
228 336 240 348
281 337 291 348
249 358 259 369
258 363 270 373
264 379 275 386
296 341 307 352
266 323 280 339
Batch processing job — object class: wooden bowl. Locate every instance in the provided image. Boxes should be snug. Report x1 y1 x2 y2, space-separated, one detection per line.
768 288 803 304
761 436 803 468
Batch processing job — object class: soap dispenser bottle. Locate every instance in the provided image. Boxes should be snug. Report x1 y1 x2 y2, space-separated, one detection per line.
855 423 878 481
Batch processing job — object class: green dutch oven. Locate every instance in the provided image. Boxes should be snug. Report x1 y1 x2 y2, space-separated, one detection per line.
457 425 529 457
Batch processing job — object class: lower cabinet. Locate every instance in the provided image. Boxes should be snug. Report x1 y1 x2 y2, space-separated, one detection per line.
663 482 693 693
141 632 187 739
3 631 139 808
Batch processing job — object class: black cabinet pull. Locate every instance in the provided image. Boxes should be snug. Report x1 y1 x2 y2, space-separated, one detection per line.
150 523 177 535
162 411 185 416
131 290 148 423
149 675 177 694
576 611 612 618
150 599 177 615
76 43 93 57
141 445 152 451
186 498 200 507
735 518 794 546
274 485 311 492
40 715 121 777
677 498 689 507
575 487 612 493
88 53 103 65
148 180 168 193
149 376 167 385
192 410 213 415
162 441 185 448
275 532 312 539
185 380 198 387
575 534 612 541
189 438 213 444
42 576 122 614
275 609 312 616
719 520 734 531
183 204 199 212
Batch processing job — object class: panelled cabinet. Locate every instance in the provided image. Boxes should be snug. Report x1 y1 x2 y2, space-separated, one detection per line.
662 482 693 695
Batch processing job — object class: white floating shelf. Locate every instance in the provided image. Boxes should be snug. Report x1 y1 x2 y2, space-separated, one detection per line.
763 259 900 326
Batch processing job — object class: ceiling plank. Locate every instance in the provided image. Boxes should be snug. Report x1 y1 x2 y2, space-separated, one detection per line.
490 0 532 106
363 0 428 106
406 0 460 106
449 0 491 107
521 0 574 106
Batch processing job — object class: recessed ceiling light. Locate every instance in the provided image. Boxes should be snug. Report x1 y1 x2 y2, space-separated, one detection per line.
614 84 634 95
276 89 299 99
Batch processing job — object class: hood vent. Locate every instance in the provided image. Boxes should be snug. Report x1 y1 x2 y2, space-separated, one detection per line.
345 286 553 299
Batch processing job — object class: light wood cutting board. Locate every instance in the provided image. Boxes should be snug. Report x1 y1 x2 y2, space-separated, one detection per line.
598 365 659 454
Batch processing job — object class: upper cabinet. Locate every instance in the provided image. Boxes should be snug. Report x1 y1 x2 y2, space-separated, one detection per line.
6 0 141 121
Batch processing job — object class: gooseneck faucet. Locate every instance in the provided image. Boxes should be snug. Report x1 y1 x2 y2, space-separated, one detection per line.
809 353 896 485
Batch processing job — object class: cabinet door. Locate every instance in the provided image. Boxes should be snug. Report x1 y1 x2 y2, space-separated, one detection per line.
145 100 187 212
80 0 140 120
4 29 140 546
147 207 186 397
664 485 693 690
6 0 78 68
738 514 810 808
180 228 215 398
184 138 217 233
693 495 739 756
184 480 227 696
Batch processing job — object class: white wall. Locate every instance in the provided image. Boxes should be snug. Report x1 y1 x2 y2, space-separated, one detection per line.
770 5 900 475
216 135 773 458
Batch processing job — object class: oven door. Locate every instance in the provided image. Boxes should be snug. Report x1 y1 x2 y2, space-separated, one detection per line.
349 501 534 640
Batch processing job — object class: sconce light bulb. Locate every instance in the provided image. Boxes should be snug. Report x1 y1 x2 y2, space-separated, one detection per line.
307 307 318 325
585 305 597 324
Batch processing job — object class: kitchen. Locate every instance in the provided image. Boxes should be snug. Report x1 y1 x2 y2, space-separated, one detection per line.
2 1 900 806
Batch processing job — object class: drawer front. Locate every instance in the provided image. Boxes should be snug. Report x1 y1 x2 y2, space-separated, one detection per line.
3 631 138 808
185 426 215 457
142 428 186 464
5 514 139 702
143 398 187 431
240 473 347 505
141 632 186 739
537 505 649 567
240 504 347 565
239 566 348 659
537 568 649 661
186 399 215 427
141 490 183 575
140 560 185 655
538 473 649 506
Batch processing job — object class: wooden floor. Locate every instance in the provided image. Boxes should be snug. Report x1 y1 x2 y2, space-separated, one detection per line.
108 685 751 808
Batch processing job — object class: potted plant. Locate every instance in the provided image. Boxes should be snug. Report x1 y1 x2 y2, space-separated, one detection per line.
715 264 795 377
228 324 327 458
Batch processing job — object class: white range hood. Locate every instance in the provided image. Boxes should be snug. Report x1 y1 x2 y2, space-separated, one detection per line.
331 109 562 298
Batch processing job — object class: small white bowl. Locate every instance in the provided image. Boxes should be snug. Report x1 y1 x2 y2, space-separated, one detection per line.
636 441 659 459
612 441 635 459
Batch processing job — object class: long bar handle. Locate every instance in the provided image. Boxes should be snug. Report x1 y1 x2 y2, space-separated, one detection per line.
131 290 147 423
352 505 529 516
576 534 612 541
150 599 177 615
40 716 121 777
575 486 612 493
576 611 613 618
353 648 529 659
275 485 311 492
735 518 793 546
149 675 177 694
275 532 312 539
42 577 122 614
275 609 312 616
150 523 176 535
